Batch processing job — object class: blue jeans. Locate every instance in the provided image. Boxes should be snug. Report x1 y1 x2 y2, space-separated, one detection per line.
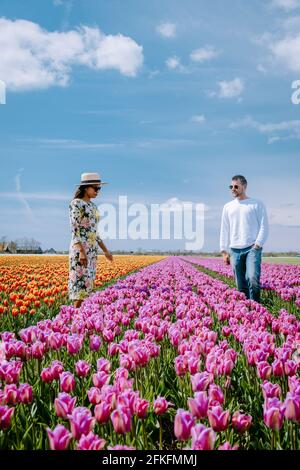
229 245 262 303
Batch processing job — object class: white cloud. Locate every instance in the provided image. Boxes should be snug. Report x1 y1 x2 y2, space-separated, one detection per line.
0 18 143 91
29 138 123 149
230 115 300 142
156 22 177 38
191 115 206 124
270 34 300 72
271 0 300 11
190 46 219 63
166 56 181 70
216 78 244 99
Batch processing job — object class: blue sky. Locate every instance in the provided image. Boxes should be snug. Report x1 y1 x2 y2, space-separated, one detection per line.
1 0 300 252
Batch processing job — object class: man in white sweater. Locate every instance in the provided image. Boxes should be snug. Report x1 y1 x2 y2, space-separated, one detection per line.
220 175 269 303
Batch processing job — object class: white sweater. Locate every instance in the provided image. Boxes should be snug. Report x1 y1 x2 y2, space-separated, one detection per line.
220 197 269 252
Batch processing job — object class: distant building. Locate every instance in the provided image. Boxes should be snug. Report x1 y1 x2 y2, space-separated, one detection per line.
44 248 57 254
0 242 17 254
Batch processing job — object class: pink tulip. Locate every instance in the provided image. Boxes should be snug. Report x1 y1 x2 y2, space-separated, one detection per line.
18 384 33 404
288 376 300 395
92 371 110 389
67 336 83 355
134 398 150 419
89 335 101 351
272 360 284 377
0 405 14 430
31 341 45 359
97 358 112 374
94 401 111 424
47 424 72 450
60 371 76 393
111 406 131 434
41 367 54 383
75 360 91 378
263 398 285 430
68 407 95 440
208 384 224 405
191 423 216 450
4 384 19 405
188 392 209 419
191 372 214 392
153 397 172 415
257 361 272 380
261 381 281 401
174 409 195 441
284 393 300 422
77 432 106 450
87 387 102 405
50 360 64 380
232 411 252 433
284 360 297 377
54 393 77 419
208 405 230 432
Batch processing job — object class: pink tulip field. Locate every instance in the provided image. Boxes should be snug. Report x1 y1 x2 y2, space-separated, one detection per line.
0 256 299 450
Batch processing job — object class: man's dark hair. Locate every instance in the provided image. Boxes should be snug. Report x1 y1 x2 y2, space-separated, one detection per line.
232 175 247 186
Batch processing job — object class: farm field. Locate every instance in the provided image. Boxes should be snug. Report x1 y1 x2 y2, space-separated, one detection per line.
0 255 299 450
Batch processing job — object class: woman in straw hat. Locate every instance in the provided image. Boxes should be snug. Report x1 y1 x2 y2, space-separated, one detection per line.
68 172 113 308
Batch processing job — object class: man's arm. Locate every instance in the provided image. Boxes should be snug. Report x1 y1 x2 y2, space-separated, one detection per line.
254 201 269 248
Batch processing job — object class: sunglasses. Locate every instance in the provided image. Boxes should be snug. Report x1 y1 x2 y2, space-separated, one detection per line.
91 186 101 192
229 185 240 190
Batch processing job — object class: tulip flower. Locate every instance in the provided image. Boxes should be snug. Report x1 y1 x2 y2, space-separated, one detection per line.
191 371 214 392
54 393 77 419
47 424 72 450
18 383 33 404
153 397 172 415
208 384 224 405
284 393 300 422
257 361 272 380
191 424 216 450
208 405 230 432
89 335 101 351
97 358 111 374
188 392 209 419
60 371 76 393
75 360 91 378
232 411 252 433
134 398 150 419
68 407 95 440
0 405 14 430
92 371 110 389
263 398 285 430
77 432 106 450
261 381 281 400
110 406 131 434
94 401 111 424
87 387 102 405
174 409 195 441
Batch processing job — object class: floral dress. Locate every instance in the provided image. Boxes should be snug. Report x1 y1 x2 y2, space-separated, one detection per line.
68 198 102 301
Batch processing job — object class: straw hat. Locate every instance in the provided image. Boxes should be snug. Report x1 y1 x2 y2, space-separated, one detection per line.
77 172 108 186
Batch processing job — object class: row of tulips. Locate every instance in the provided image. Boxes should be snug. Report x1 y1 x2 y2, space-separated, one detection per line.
182 256 300 311
0 257 299 449
0 255 164 332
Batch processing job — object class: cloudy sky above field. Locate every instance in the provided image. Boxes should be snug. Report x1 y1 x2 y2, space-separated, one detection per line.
1 0 300 252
